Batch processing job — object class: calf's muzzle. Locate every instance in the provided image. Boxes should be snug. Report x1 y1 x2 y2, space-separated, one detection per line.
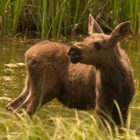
68 46 82 64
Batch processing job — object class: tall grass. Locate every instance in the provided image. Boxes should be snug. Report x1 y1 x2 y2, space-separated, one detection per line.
0 108 139 140
0 0 11 35
0 0 140 39
12 0 23 34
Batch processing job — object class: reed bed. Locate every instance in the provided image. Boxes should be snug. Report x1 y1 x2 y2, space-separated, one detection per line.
0 108 139 140
0 0 140 39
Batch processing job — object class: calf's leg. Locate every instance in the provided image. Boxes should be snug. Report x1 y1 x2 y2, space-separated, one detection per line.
20 67 60 116
6 76 30 111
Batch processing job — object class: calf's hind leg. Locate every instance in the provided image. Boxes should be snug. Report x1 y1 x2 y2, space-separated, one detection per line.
21 67 60 116
6 76 30 111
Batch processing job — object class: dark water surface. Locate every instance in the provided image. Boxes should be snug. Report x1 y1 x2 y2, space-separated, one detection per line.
0 38 140 130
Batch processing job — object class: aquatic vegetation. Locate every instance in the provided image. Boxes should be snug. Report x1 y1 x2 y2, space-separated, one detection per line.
0 0 140 39
0 108 139 140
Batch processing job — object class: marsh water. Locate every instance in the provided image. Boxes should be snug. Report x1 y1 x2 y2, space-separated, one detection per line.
0 38 140 130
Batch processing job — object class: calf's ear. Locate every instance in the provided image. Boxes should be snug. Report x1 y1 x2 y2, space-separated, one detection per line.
110 21 132 44
88 14 103 35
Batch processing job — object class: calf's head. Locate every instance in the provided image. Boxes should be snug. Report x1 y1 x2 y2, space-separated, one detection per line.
68 14 132 68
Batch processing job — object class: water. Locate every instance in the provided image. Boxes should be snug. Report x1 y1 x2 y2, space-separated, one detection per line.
0 40 29 106
124 39 140 130
0 38 139 129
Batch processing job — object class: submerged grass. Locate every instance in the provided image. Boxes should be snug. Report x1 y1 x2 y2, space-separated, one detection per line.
0 108 139 140
0 0 140 39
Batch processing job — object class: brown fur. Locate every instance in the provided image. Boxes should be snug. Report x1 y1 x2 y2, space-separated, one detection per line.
6 40 97 115
68 18 135 125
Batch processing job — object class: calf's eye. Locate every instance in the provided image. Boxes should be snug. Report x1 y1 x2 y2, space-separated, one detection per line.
94 42 102 50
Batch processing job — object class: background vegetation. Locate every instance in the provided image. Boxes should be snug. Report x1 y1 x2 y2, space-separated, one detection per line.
0 0 140 39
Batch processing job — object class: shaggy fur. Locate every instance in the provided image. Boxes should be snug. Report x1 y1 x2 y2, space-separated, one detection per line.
6 40 97 115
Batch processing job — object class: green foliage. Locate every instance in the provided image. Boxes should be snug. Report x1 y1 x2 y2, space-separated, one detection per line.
0 0 139 39
0 108 139 140
12 0 23 34
0 0 11 35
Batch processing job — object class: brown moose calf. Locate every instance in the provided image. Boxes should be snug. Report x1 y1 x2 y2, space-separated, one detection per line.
6 15 134 126
68 15 135 125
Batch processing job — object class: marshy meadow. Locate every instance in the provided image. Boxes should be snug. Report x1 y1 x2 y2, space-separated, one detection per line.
0 0 140 140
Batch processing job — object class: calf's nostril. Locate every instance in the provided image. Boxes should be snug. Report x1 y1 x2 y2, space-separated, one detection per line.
68 47 82 63
70 50 81 58
69 47 82 55
70 51 77 56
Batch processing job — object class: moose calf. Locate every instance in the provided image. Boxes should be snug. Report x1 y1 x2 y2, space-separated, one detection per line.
68 15 135 125
6 15 134 126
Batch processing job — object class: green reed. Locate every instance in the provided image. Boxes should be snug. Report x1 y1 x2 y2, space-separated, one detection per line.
0 0 11 35
12 0 23 35
0 0 139 39
0 108 139 140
